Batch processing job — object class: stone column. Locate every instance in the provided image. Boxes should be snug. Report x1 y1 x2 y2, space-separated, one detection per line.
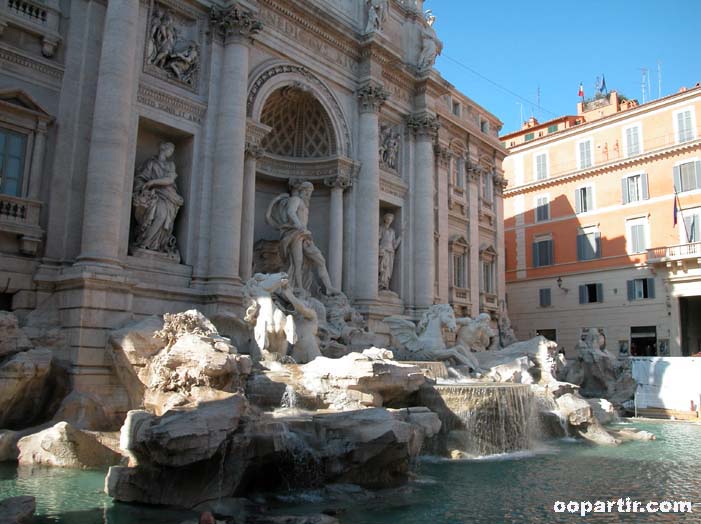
207 6 262 285
77 0 140 266
494 173 508 306
354 83 388 302
325 172 353 290
408 113 439 310
434 145 450 302
28 122 48 200
467 166 481 316
239 120 271 281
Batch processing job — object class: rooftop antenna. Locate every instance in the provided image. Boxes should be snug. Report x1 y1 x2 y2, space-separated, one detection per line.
517 102 523 126
536 85 541 116
657 61 662 99
640 67 648 104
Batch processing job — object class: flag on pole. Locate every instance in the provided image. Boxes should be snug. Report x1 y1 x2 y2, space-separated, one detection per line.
674 191 679 226
578 82 584 98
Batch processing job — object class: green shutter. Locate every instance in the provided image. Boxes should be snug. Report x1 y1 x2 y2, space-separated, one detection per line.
596 283 604 302
641 173 649 200
647 278 655 299
673 165 681 192
627 280 635 301
579 285 587 304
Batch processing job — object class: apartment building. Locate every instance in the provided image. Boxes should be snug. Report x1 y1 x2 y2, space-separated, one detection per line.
502 87 701 357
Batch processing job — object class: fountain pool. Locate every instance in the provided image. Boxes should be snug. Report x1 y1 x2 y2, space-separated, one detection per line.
1 420 699 523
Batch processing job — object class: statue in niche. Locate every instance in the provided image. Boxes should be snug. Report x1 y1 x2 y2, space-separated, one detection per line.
417 10 441 71
266 181 338 296
379 124 400 171
146 5 199 86
365 0 388 33
378 212 401 291
131 142 184 261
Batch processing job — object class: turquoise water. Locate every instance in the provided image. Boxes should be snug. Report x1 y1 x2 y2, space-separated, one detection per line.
1 420 700 523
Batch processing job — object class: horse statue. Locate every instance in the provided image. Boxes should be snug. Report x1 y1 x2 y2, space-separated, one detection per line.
384 304 480 367
454 313 496 353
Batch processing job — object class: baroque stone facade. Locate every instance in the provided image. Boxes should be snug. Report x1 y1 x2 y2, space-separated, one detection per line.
0 0 505 401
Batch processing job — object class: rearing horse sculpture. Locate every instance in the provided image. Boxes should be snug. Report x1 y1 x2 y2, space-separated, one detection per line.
384 304 479 367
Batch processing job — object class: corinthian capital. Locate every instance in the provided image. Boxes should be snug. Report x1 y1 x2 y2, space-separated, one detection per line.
210 4 263 43
357 83 390 113
407 112 440 138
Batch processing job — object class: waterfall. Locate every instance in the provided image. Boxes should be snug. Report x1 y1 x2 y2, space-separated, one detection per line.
280 384 299 409
421 383 537 457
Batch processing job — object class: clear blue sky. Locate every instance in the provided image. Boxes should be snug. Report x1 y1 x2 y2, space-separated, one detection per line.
429 0 701 135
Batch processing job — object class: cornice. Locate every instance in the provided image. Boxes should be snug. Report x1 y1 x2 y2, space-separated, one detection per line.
505 138 701 197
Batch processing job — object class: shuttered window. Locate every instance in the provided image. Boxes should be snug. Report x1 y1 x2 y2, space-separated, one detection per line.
532 238 553 267
673 161 701 192
535 196 549 222
676 110 694 143
577 229 601 260
621 174 649 204
535 153 547 180
539 288 551 307
579 283 604 304
578 140 592 169
627 278 655 300
625 126 641 156
575 186 594 213
683 213 700 243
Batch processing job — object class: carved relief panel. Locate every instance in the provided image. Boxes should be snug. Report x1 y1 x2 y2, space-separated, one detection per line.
378 121 401 175
144 1 205 91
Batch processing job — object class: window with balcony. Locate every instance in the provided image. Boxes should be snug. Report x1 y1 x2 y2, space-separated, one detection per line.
627 278 655 300
624 125 641 157
621 173 649 204
673 160 701 193
579 283 604 304
575 185 594 213
535 195 549 222
532 236 553 267
674 108 695 143
577 226 601 260
626 217 649 254
578 139 593 169
535 152 548 180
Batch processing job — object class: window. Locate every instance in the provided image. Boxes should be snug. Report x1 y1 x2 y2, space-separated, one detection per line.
579 283 604 304
624 125 641 157
578 139 592 169
626 217 649 254
627 278 655 300
524 132 534 142
452 253 467 288
621 174 649 204
480 119 490 134
481 261 494 293
547 124 558 134
0 128 27 196
675 108 695 143
482 171 493 203
536 328 557 342
577 227 601 260
535 152 548 180
539 288 551 307
455 158 464 189
673 161 701 192
535 195 549 222
452 101 461 117
682 210 700 243
575 186 594 213
532 236 553 267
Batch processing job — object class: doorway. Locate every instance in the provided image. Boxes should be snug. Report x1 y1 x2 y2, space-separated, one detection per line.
630 326 657 356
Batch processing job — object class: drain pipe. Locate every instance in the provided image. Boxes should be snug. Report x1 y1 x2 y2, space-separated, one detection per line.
634 386 638 418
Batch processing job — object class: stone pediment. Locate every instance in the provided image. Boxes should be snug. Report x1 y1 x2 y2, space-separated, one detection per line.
449 234 468 247
0 89 52 120
479 244 497 257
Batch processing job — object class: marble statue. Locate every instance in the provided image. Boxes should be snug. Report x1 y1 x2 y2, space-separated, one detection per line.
365 0 388 33
266 181 338 296
379 124 400 171
454 313 496 353
417 10 441 70
321 291 364 344
146 5 199 86
378 212 401 290
243 272 323 364
131 142 184 261
385 304 480 366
